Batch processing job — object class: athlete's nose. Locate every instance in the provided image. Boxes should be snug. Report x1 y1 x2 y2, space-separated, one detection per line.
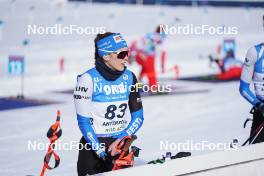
123 55 128 62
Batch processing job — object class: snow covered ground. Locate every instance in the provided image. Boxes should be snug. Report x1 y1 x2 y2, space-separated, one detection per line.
0 0 263 175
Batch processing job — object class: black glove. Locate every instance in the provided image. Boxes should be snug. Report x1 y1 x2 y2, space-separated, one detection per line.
255 102 264 113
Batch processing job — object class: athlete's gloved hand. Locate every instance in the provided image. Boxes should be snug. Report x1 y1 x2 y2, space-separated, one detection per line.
108 138 122 156
255 102 264 113
95 148 107 160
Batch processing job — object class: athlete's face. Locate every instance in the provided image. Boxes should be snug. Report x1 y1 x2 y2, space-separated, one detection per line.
104 48 129 71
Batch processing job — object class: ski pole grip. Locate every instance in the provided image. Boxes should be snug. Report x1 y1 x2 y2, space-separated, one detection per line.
56 110 61 121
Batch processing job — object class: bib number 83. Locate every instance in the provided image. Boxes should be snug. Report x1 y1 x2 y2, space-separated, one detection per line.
105 103 127 120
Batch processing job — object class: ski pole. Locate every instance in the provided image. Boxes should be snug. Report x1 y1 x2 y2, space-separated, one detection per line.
242 120 264 146
243 118 253 129
249 126 264 145
40 110 62 176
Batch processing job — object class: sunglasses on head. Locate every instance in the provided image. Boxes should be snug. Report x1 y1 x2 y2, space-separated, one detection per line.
112 50 129 59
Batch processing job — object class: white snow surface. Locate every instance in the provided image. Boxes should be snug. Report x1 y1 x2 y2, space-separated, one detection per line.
0 0 263 175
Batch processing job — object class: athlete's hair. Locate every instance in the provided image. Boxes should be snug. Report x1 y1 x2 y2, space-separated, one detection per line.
155 25 165 33
94 32 114 65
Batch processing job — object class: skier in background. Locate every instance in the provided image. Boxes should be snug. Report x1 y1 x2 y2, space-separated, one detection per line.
209 49 242 80
74 32 144 175
129 25 167 89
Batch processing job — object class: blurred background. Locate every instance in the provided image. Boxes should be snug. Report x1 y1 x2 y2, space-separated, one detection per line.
0 0 263 96
0 0 263 175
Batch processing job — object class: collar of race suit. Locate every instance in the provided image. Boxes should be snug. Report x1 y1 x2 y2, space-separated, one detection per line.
95 59 126 81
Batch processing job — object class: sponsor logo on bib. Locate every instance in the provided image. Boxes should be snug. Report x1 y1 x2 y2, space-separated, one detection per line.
94 82 128 95
123 74 128 80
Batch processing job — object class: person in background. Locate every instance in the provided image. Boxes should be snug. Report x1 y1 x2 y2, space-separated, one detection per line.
129 25 166 88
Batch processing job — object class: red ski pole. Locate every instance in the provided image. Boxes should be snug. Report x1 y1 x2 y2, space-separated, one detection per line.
40 110 62 176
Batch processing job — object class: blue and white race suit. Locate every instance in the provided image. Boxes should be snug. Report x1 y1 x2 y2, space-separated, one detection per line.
240 43 264 106
74 68 144 151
